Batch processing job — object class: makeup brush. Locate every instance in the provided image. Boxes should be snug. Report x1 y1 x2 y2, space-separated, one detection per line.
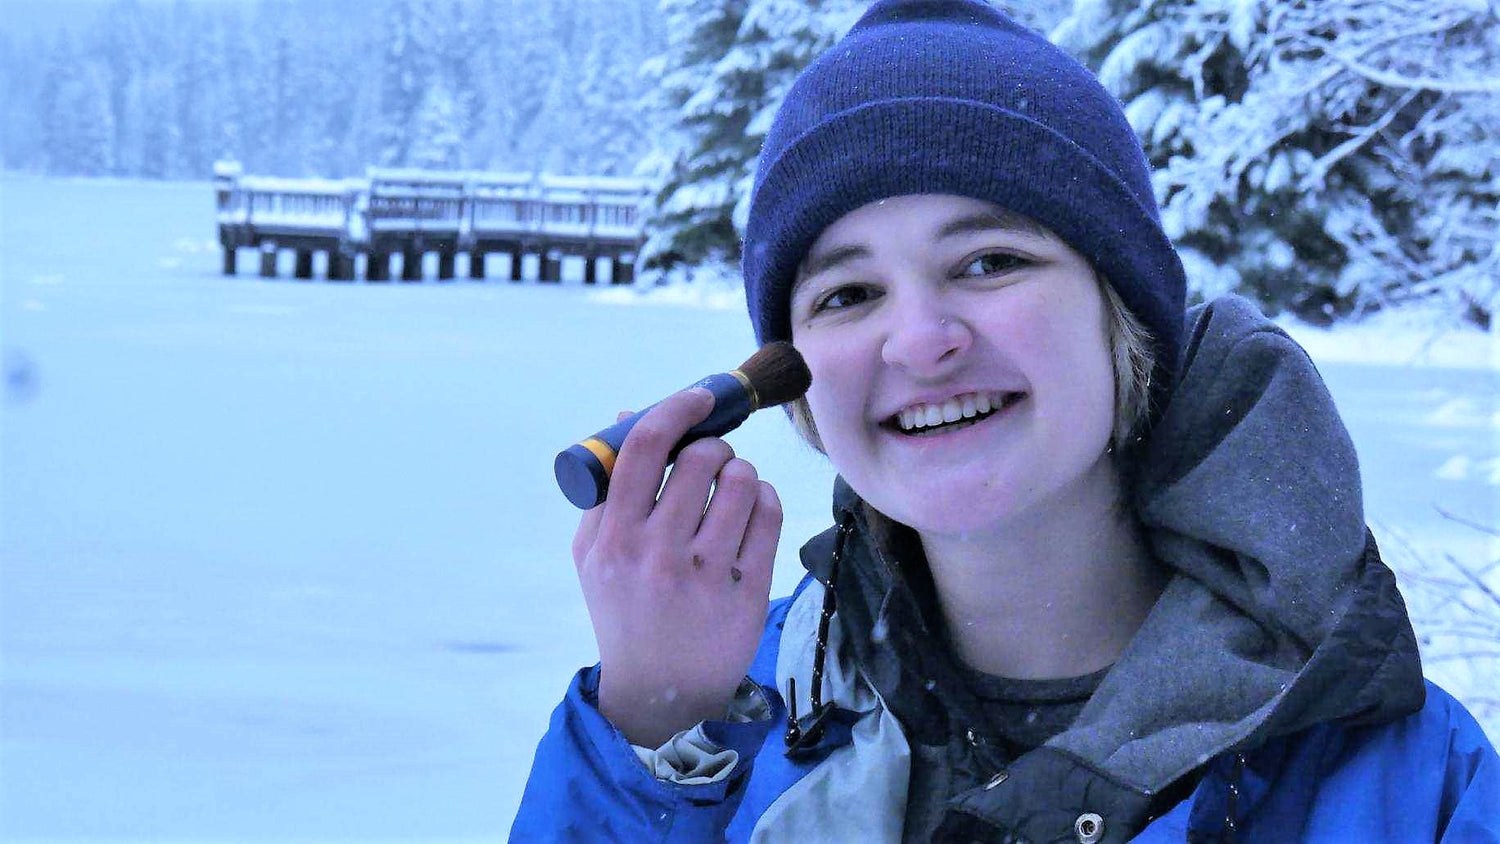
555 342 812 510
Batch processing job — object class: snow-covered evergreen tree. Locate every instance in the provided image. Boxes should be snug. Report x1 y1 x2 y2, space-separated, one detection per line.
1054 0 1500 324
292 2 379 177
210 6 254 171
376 0 441 166
637 0 750 272
438 0 483 166
0 29 39 169
94 0 150 175
471 0 557 170
517 44 587 173
410 80 465 169
728 0 867 233
240 0 306 175
137 68 182 178
639 0 865 274
39 32 115 175
573 3 654 175
170 2 213 179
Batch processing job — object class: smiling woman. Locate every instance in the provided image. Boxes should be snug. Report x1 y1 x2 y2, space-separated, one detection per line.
512 1 1500 841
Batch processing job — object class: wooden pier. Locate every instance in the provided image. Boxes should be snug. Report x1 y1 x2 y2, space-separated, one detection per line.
214 161 649 284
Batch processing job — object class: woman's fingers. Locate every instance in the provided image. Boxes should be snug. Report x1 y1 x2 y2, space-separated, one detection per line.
651 437 735 542
735 481 783 591
571 408 636 567
691 458 759 557
602 389 714 530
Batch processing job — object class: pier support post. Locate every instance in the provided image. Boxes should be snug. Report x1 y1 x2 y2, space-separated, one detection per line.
222 246 237 276
328 250 354 281
437 251 456 280
511 250 525 282
259 243 278 278
541 249 561 283
401 249 423 281
612 256 636 285
584 254 599 285
294 249 314 280
367 252 390 281
469 251 486 280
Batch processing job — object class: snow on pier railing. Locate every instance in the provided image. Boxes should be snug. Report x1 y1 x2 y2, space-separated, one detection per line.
214 160 650 284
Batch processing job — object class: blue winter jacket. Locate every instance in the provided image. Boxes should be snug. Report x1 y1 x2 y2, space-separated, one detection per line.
512 585 1499 841
513 296 1500 841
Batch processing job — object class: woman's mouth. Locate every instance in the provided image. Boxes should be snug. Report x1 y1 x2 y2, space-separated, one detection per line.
882 392 1027 438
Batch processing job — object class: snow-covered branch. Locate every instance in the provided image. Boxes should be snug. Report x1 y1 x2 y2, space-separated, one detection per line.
1309 41 1500 95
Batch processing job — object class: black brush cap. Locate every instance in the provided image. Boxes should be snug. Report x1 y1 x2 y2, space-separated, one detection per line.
555 444 609 509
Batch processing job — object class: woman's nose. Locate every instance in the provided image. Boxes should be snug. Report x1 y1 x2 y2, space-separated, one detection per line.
881 300 971 374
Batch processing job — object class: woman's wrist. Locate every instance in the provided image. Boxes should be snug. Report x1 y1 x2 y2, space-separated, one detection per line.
598 674 734 748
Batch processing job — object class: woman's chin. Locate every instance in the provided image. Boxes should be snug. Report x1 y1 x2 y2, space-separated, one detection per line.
870 476 1028 537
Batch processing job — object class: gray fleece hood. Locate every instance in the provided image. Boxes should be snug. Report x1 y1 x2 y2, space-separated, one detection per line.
797 295 1425 841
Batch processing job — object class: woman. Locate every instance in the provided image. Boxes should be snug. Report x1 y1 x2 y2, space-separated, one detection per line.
513 1 1499 840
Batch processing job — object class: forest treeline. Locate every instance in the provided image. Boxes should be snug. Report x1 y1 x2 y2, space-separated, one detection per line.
1 0 663 179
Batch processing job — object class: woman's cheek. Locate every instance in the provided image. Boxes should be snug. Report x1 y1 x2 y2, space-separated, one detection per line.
987 300 1051 354
803 347 853 433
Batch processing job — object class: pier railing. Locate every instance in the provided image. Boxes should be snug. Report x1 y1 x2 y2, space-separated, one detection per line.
214 161 650 283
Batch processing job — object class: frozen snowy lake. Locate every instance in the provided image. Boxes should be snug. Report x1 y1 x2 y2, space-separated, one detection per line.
1 176 1495 840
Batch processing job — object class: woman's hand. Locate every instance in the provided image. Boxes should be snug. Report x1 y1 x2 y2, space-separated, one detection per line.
572 388 783 748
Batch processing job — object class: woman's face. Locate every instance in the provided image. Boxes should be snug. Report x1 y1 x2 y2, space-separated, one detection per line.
788 194 1117 536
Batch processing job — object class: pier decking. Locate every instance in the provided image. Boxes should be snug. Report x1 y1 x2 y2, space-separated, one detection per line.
214 161 649 284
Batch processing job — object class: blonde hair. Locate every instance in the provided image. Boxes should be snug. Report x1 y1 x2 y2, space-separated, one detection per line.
782 275 1156 456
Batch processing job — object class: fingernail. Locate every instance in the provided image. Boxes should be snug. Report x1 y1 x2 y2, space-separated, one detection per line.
687 387 713 404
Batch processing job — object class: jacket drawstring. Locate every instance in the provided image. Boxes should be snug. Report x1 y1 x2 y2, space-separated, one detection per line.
785 514 855 754
1224 752 1245 842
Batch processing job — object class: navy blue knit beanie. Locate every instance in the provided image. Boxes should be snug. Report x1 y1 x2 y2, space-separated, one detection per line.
742 0 1187 397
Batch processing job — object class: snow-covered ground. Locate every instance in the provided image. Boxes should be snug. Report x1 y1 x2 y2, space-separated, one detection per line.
2 176 1495 841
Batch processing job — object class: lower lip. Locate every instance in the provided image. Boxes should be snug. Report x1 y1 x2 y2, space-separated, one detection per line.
884 395 1026 447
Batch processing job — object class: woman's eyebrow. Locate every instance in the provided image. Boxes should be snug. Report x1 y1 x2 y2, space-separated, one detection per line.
936 211 1048 240
797 243 869 288
796 209 1047 292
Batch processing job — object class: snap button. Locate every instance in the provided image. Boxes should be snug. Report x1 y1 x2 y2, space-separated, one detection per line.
983 770 1009 790
1074 812 1104 844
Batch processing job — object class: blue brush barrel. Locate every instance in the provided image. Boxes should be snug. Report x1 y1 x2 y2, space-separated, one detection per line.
555 371 755 509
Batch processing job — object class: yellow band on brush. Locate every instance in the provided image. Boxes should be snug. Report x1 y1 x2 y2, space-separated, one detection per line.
580 437 617 474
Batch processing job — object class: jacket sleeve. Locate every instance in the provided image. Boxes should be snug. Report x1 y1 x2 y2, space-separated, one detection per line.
508 665 778 842
1294 681 1500 842
1434 687 1500 843
508 590 801 842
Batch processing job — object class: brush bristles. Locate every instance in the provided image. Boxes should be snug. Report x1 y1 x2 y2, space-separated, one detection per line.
738 341 812 409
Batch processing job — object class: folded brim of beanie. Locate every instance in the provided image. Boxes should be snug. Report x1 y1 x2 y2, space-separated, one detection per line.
743 97 1185 384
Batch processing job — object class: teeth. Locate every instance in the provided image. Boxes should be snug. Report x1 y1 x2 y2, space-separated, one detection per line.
894 391 1011 431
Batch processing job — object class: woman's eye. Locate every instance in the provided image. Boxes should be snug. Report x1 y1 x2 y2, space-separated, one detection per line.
813 285 877 313
959 252 1028 277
